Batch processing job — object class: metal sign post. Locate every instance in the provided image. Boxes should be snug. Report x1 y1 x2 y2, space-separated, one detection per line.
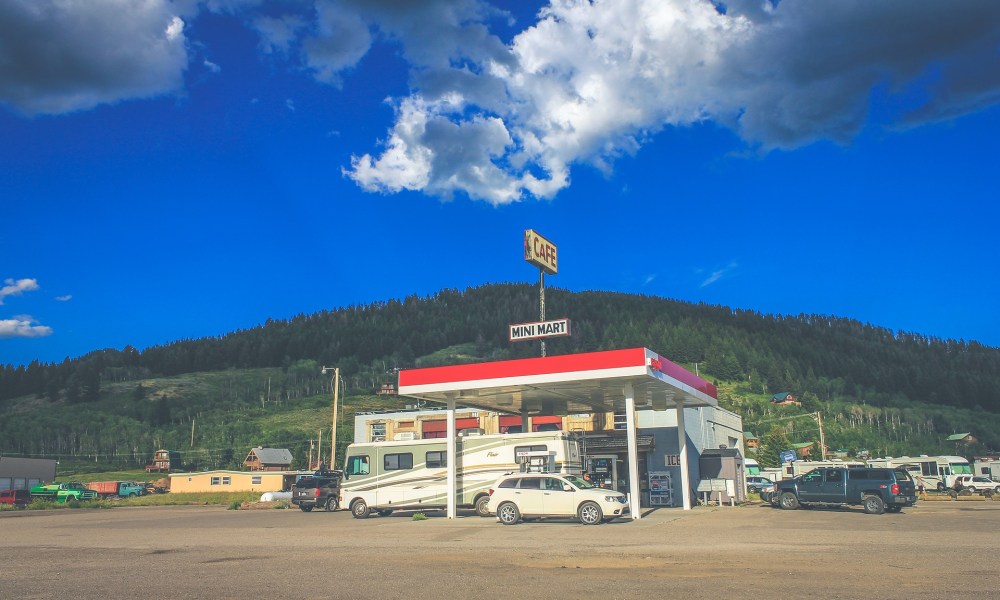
523 229 560 357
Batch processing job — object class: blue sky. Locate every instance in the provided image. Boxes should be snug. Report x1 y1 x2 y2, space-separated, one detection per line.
2 0 999 368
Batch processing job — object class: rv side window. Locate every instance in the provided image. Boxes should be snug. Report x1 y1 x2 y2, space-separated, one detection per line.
346 455 370 477
384 453 414 471
426 451 447 468
514 445 547 456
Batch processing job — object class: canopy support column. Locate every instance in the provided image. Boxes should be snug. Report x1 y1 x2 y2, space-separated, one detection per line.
676 398 691 510
446 395 457 519
624 383 641 520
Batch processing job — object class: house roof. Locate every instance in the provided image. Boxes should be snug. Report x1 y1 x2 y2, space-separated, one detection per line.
771 392 793 402
743 431 757 440
946 433 973 441
791 442 814 449
248 447 293 464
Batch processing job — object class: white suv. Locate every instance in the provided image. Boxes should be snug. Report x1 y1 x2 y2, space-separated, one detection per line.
954 475 1000 493
486 473 629 525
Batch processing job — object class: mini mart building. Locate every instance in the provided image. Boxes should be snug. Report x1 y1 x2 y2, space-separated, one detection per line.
359 347 744 514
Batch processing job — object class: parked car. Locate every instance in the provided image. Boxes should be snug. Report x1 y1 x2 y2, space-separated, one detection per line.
485 473 629 525
0 489 32 507
771 467 915 514
291 471 342 512
953 475 1000 493
746 476 776 494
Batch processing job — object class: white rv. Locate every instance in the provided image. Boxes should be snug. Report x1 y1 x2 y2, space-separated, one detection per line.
867 455 972 490
339 430 582 518
972 457 1000 482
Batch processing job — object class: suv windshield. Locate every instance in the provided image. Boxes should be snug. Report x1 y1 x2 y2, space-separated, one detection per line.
563 475 594 489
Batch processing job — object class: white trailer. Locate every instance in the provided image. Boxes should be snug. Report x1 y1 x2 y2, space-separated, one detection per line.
973 457 1000 482
339 430 582 518
867 455 972 491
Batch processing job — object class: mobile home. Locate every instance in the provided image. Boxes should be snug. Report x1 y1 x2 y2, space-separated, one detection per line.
867 455 972 490
339 430 582 518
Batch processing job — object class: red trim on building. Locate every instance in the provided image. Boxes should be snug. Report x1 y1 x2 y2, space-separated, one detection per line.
649 351 718 398
399 348 647 387
421 418 479 436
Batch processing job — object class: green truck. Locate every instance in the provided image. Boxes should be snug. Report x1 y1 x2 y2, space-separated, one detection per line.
29 482 99 503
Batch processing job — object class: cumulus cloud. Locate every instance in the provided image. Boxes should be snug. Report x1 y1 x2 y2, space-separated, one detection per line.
0 316 53 339
0 278 39 305
0 0 188 115
336 0 1000 204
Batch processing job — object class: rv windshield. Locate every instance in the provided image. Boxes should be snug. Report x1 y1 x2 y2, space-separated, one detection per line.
951 463 973 475
563 475 594 489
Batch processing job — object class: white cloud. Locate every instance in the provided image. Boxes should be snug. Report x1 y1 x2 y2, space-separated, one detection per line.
253 14 307 56
302 1 373 87
340 0 1000 204
0 278 39 305
0 0 188 115
700 262 738 287
55 295 73 302
0 316 53 339
203 59 221 73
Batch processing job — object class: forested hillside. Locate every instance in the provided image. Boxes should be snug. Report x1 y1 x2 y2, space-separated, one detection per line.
2 283 998 470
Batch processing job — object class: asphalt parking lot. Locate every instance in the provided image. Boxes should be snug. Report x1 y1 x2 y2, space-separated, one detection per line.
3 501 999 600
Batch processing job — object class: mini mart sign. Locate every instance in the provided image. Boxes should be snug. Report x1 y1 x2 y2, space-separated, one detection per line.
509 318 571 341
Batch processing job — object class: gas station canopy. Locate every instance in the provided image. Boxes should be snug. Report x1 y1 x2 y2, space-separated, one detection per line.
398 347 718 414
397 347 719 516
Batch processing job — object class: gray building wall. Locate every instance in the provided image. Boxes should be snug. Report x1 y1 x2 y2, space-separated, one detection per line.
0 457 57 490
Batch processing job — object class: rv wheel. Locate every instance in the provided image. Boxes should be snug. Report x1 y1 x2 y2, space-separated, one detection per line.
475 495 491 517
351 499 371 519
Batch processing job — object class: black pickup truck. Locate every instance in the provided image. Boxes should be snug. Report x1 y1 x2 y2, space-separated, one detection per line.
771 467 916 514
292 470 343 512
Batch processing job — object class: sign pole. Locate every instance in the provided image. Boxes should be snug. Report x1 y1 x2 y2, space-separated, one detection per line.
539 270 546 357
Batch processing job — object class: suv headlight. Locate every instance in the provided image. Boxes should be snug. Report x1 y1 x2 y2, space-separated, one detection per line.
605 495 625 503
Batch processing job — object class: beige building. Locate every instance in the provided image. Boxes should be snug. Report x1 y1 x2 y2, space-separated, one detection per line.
168 470 295 493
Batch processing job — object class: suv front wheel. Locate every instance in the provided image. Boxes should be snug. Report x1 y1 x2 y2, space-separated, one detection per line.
778 492 799 510
497 502 520 525
577 501 604 525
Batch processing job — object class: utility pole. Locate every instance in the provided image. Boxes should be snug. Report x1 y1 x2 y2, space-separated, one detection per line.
190 419 195 447
755 411 827 460
322 366 340 469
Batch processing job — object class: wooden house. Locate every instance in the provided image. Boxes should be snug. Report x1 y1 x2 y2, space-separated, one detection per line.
243 447 293 472
145 449 181 473
770 392 801 406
